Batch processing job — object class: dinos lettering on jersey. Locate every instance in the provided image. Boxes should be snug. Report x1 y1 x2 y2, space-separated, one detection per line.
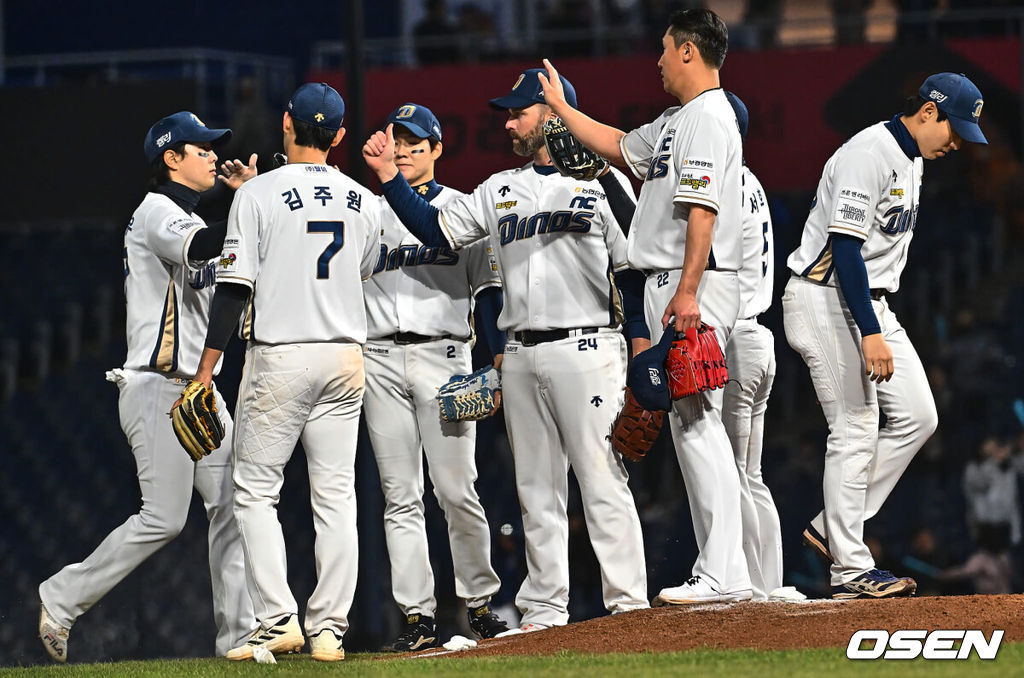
645 129 675 181
497 210 594 245
189 260 218 290
373 243 460 273
880 204 919 235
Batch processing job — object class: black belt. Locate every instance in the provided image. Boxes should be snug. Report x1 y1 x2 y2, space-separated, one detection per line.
387 332 454 345
870 289 885 300
513 327 600 347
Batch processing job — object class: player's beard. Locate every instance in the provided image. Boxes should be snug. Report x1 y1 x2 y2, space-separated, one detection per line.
512 120 545 157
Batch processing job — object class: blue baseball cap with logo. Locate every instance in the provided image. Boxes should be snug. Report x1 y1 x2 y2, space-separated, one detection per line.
919 72 986 145
387 103 442 142
287 82 345 130
143 111 231 164
489 68 578 111
626 329 677 412
724 91 748 139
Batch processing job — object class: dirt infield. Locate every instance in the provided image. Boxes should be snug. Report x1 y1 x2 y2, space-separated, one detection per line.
438 594 1023 657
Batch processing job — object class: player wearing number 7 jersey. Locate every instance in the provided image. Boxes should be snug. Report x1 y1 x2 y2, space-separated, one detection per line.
784 73 987 599
189 82 383 661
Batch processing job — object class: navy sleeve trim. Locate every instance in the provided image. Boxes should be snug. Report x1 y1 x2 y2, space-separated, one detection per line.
188 219 228 260
381 174 448 247
613 268 649 341
832 234 881 336
597 171 636 235
474 286 506 360
204 282 250 351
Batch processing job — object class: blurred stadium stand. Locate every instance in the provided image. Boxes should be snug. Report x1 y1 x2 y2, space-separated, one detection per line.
2 0 1023 667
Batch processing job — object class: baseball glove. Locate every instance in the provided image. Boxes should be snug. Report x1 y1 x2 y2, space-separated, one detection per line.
437 365 501 422
171 380 225 461
543 116 608 182
666 323 728 399
608 387 665 462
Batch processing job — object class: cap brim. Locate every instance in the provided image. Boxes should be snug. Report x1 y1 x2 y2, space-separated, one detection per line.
488 94 540 111
949 116 987 145
391 120 434 140
189 128 233 146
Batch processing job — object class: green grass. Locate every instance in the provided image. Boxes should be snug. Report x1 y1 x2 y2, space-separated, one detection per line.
2 645 1022 677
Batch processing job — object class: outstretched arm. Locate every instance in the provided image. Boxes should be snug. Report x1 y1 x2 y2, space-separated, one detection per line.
538 59 626 166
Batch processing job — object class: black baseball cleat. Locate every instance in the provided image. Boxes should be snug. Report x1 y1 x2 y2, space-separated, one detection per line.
381 613 439 652
467 604 510 639
802 524 834 564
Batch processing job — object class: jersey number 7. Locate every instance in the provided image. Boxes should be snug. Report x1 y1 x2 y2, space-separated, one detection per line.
307 220 345 279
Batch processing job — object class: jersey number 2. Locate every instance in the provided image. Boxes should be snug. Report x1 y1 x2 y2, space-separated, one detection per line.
307 221 345 279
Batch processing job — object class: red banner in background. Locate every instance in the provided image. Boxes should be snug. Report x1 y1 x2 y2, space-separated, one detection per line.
311 37 1019 195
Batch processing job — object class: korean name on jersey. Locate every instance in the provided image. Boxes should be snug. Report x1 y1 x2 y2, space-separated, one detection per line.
619 89 743 273
217 164 382 344
363 186 500 340
788 122 922 293
122 192 222 377
436 164 635 333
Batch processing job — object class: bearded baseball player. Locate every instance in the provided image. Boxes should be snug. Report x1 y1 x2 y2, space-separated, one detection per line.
189 82 382 661
540 8 752 604
720 91 784 601
362 102 510 650
785 73 986 599
363 69 650 633
38 112 258 662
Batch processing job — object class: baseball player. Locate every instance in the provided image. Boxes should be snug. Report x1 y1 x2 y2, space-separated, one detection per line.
189 82 382 661
539 8 752 604
785 73 986 599
363 68 650 632
362 102 510 650
720 91 783 601
38 112 258 662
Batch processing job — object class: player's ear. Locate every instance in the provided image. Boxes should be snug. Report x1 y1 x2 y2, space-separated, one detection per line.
921 100 937 122
681 41 695 62
282 112 292 134
330 127 346 149
163 148 180 170
431 141 443 161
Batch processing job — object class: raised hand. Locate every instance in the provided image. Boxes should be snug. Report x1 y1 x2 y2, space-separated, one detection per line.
218 153 258 190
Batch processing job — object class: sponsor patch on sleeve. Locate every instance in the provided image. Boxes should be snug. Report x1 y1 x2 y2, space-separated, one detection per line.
833 187 871 231
678 157 715 197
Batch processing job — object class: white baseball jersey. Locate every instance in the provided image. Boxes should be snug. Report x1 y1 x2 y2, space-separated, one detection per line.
620 89 743 272
738 167 774 319
122 192 223 376
436 165 633 332
364 186 501 339
218 164 383 344
787 121 923 293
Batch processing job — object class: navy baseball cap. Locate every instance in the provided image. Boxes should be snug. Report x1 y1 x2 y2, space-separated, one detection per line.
387 103 442 142
724 91 748 139
919 72 987 144
143 111 231 164
626 329 677 412
489 68 578 111
287 82 345 130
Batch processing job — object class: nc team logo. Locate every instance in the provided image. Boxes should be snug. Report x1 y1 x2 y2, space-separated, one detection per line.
396 105 416 119
847 629 1003 660
973 99 984 119
512 74 525 90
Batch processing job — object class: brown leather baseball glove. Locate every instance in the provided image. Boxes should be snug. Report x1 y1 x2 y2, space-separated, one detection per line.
608 387 665 462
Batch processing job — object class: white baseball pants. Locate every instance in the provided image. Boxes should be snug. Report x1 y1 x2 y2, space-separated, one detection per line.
782 276 937 585
362 338 500 616
722 319 782 600
501 330 648 627
644 269 751 596
39 369 254 656
231 342 363 639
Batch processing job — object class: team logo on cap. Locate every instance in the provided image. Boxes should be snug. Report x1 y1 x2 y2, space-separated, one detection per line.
928 89 948 103
190 114 206 127
396 105 416 119
315 112 325 122
155 132 171 148
973 99 984 119
512 74 525 90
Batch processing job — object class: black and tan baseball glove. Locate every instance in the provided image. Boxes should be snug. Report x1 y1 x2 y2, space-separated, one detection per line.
437 366 501 422
171 380 225 461
608 387 665 462
543 116 608 182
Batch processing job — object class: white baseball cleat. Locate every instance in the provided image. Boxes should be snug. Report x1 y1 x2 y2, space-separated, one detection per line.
310 629 345 662
226 614 304 661
653 575 753 605
768 586 808 602
39 605 70 663
495 622 549 638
